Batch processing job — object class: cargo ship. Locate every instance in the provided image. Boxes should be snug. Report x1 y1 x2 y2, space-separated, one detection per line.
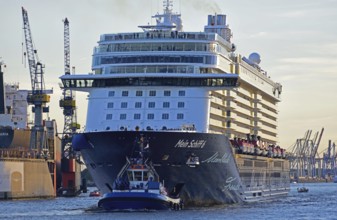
63 1 290 206
0 62 61 199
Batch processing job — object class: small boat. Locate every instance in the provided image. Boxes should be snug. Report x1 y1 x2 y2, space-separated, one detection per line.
90 190 101 197
98 156 184 211
297 187 309 193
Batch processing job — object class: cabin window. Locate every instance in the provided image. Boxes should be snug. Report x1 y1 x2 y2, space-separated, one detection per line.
178 102 185 108
107 102 114 108
106 114 112 120
178 90 185 96
162 113 169 120
108 91 115 97
164 90 171 96
147 114 154 119
163 102 170 108
148 102 155 108
135 102 142 108
177 113 184 119
136 90 143 96
121 102 128 108
120 114 127 120
149 91 156 96
122 91 129 96
134 114 141 119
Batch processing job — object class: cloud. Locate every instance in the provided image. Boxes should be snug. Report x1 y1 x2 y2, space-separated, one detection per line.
277 10 307 18
278 57 337 65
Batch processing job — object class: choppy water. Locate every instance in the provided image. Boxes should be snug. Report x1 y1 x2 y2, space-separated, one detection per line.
0 183 335 220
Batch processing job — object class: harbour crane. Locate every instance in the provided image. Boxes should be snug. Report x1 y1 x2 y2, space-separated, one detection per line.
59 18 83 196
21 7 53 154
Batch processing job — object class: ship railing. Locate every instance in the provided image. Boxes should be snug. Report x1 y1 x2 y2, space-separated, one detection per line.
101 31 212 41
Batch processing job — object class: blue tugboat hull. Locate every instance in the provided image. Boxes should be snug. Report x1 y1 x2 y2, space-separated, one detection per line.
98 192 180 210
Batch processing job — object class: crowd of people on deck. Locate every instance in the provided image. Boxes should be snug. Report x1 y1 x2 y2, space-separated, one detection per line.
230 134 286 159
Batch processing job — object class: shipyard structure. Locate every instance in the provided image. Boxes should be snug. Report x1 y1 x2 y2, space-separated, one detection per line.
0 66 62 199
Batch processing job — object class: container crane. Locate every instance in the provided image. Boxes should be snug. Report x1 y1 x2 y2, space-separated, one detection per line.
58 18 83 196
22 7 53 154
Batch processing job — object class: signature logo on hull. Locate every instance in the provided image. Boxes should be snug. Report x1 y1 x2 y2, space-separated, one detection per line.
174 139 206 149
222 177 241 191
201 152 231 164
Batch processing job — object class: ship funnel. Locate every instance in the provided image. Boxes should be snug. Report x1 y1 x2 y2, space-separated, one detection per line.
0 61 5 114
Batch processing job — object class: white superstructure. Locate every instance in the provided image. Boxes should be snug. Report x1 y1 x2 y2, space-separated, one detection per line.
61 0 281 145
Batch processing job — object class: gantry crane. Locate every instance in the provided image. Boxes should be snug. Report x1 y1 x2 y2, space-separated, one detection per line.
22 7 53 154
58 18 83 196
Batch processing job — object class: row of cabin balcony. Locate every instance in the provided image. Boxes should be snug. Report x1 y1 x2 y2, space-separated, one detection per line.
100 32 232 50
96 65 227 75
95 42 218 53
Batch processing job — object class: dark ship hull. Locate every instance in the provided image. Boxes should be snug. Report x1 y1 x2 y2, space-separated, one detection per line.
0 127 14 148
74 131 263 206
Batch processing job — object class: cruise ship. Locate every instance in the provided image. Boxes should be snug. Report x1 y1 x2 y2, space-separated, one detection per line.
64 1 290 206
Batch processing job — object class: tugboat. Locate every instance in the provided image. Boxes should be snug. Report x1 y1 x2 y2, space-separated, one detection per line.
98 139 184 210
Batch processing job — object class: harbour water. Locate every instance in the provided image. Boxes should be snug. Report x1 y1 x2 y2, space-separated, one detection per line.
0 183 335 220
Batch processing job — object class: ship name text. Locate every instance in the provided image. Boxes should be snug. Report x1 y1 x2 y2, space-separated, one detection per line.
174 139 206 149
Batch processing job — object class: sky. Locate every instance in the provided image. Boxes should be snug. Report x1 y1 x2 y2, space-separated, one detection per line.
1 0 337 156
